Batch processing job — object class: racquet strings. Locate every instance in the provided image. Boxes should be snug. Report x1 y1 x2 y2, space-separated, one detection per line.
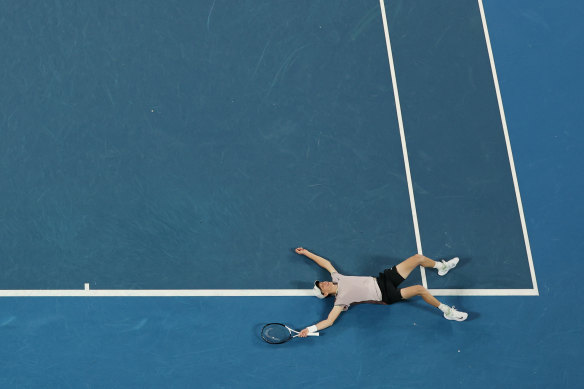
261 323 292 344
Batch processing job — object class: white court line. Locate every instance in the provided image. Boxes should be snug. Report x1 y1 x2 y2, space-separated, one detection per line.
378 0 427 288
0 290 315 297
0 1 538 299
428 288 538 296
478 0 539 294
376 0 538 295
0 289 536 297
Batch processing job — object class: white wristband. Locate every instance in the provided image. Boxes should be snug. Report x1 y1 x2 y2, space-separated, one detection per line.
307 325 318 333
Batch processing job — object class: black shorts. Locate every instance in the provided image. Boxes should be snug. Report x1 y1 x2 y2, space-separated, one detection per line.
376 266 405 304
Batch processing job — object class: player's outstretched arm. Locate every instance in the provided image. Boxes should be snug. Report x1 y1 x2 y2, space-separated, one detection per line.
295 247 337 274
298 306 343 337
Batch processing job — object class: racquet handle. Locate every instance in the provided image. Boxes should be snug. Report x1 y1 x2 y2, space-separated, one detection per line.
307 332 320 336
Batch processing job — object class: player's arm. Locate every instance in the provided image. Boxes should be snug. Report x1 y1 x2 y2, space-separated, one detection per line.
295 247 337 274
298 305 344 337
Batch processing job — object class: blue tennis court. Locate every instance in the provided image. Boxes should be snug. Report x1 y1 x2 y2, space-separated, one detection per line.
0 0 582 387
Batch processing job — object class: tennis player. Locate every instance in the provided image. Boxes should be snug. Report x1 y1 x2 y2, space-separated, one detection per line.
295 247 468 337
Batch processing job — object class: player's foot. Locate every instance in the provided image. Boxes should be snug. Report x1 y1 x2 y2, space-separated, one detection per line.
444 306 468 322
438 257 459 276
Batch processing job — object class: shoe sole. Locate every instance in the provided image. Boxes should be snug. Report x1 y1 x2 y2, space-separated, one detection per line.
444 314 468 322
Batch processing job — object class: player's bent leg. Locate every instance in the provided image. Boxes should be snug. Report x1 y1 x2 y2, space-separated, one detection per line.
400 285 440 307
401 285 469 321
395 254 437 280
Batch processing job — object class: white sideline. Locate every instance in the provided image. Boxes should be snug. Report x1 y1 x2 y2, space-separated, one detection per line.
378 0 427 287
478 0 539 294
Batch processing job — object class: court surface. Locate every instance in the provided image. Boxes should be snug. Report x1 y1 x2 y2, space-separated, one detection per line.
0 0 582 388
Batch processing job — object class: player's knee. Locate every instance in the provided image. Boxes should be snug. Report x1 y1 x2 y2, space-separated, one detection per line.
412 285 425 295
413 254 425 265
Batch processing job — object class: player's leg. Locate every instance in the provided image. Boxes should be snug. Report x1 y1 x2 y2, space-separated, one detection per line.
395 254 459 279
400 285 440 307
395 254 436 279
400 285 468 321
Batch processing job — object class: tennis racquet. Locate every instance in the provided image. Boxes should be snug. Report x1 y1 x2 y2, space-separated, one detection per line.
261 323 319 344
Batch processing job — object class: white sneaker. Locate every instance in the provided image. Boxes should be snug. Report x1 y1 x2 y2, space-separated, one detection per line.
438 257 459 276
444 306 468 321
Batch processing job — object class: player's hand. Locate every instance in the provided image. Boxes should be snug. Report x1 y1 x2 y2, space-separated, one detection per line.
295 247 307 255
298 328 309 337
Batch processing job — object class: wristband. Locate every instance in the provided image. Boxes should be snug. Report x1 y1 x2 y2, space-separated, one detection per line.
307 325 318 333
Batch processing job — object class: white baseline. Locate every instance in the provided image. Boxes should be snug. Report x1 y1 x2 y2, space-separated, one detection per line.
0 288 538 297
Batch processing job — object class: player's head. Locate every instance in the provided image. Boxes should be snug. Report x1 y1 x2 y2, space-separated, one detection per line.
313 281 337 299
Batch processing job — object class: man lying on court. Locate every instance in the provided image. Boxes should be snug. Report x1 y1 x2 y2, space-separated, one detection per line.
295 247 468 337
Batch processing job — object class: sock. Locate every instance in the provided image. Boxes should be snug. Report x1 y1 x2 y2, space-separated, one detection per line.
433 261 445 271
438 304 450 314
